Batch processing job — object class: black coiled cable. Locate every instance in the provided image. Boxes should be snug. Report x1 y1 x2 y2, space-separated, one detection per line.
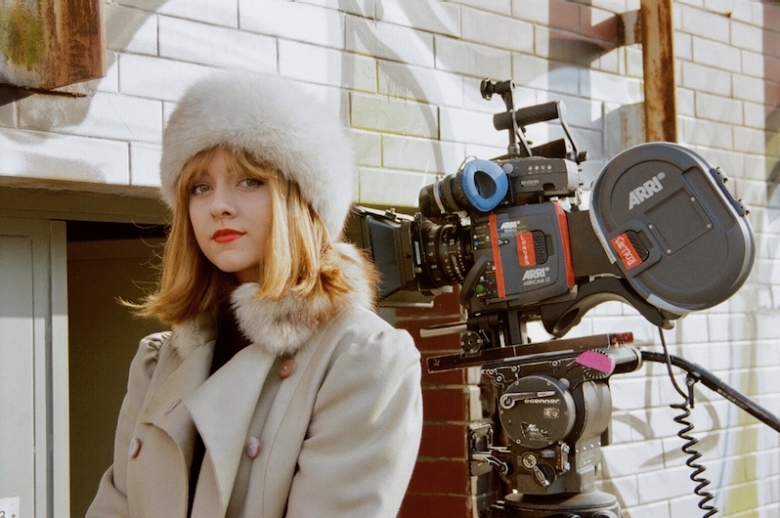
659 328 719 517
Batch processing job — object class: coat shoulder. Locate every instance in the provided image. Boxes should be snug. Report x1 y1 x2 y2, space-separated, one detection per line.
131 331 171 381
320 306 420 368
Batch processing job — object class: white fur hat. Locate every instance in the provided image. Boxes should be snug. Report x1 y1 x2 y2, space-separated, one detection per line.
160 71 355 239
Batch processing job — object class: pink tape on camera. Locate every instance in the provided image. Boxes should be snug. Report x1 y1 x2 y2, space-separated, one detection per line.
576 350 616 375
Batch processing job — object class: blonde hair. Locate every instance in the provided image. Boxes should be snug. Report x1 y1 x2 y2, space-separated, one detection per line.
137 146 354 325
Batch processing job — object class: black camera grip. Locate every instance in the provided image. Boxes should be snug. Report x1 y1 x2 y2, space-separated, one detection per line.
493 101 563 131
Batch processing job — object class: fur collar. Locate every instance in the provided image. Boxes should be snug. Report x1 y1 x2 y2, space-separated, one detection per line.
169 243 375 358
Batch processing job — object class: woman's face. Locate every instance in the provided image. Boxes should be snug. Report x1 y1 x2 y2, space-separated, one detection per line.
188 148 273 283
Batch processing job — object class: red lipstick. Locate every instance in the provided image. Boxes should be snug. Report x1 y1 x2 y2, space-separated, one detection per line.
213 228 244 243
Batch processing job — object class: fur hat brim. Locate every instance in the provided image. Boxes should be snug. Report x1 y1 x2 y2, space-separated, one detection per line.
160 72 355 239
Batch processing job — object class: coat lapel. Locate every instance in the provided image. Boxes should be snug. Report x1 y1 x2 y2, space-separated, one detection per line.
139 341 214 453
184 344 276 516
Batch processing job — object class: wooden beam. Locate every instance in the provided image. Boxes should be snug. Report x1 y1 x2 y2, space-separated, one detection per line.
0 0 105 90
641 0 678 142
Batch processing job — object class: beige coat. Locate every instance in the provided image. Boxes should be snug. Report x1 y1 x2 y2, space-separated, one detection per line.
87 245 423 518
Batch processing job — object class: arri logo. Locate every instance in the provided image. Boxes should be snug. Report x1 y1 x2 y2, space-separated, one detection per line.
628 172 666 210
522 267 549 281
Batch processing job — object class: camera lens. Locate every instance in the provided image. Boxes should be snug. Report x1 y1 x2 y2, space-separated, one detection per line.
419 159 508 217
414 218 471 289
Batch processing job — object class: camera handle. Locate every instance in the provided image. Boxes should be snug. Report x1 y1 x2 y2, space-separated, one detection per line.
481 78 587 163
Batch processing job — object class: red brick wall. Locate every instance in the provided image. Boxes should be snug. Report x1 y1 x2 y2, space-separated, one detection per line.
395 290 480 518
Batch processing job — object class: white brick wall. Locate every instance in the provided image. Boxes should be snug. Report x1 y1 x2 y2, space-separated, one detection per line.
2 1 779 517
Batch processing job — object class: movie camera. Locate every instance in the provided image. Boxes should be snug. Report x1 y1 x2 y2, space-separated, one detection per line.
351 79 777 517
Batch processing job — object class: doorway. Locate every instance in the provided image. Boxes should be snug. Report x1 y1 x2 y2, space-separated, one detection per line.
66 220 167 517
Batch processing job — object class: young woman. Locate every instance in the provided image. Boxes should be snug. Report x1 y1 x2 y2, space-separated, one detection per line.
87 72 423 518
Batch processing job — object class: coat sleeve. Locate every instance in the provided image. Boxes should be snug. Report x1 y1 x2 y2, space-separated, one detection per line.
285 326 423 518
86 332 168 518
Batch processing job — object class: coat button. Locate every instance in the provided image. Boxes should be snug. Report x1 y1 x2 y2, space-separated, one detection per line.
246 436 261 459
129 438 142 459
278 358 296 379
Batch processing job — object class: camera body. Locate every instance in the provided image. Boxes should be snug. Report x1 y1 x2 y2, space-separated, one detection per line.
353 81 754 345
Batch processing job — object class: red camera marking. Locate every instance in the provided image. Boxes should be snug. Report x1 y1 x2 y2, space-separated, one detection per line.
516 231 537 267
554 201 575 288
611 233 642 270
488 214 506 298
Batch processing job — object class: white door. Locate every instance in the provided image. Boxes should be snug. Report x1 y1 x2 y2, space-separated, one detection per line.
0 217 69 518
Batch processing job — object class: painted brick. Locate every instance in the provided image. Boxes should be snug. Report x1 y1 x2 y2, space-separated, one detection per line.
512 0 581 32
580 6 620 43
18 93 162 144
734 125 771 155
637 464 694 503
625 46 644 78
351 93 438 137
766 55 780 84
118 0 237 28
346 16 435 68
740 49 765 79
378 61 463 107
676 87 695 118
590 0 633 14
680 117 734 150
434 36 511 80
596 47 620 75
692 36 742 72
350 129 382 167
0 90 16 128
461 7 534 53
295 0 374 17
376 0 460 38
280 40 376 92
447 0 511 16
681 61 732 97
239 1 343 49
440 106 505 148
536 27 615 68
695 91 743 125
158 16 277 74
357 167 436 208
0 128 129 185
96 54 121 94
383 134 465 175
730 20 765 53
105 5 158 55
118 54 212 102
130 142 162 187
734 73 775 104
586 69 644 104
513 55 579 97
680 4 730 43
675 31 693 62
601 439 666 478
766 29 780 61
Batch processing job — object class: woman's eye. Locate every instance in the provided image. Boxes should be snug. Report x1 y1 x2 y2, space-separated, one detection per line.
241 178 265 188
190 184 210 195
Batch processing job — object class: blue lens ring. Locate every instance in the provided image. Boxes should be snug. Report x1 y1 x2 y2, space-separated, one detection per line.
460 159 509 212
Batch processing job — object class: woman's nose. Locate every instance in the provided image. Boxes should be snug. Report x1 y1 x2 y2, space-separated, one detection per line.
210 187 236 218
